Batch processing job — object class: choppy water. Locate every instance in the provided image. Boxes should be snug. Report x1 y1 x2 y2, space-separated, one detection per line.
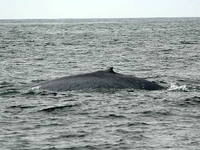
0 18 200 149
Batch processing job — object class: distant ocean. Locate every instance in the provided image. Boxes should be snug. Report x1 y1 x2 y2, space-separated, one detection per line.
0 18 200 149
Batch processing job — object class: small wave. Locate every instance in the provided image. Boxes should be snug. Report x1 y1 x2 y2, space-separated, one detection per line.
59 132 88 138
34 57 44 61
97 113 126 119
179 96 200 107
55 145 98 150
141 110 172 117
180 41 198 44
5 105 36 114
0 89 20 96
31 85 40 90
127 122 149 126
8 105 36 109
44 42 56 46
40 104 80 112
108 114 126 118
168 83 189 91
22 86 58 96
0 81 13 88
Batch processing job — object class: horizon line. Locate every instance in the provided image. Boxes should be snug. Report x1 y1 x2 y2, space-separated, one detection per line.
1 16 200 20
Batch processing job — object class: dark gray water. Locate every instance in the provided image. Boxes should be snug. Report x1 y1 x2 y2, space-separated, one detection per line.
0 18 200 149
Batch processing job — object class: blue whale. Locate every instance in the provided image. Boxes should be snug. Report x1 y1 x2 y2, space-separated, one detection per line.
36 67 165 92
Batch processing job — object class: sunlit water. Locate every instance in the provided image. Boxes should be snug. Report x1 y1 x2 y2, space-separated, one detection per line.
0 18 200 149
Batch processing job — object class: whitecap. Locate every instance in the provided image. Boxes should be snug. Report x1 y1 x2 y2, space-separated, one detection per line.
168 83 188 91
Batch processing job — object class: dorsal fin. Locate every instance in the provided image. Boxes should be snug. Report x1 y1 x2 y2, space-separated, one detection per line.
107 67 115 73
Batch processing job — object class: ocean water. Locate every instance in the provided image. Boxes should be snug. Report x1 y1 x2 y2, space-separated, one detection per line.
0 18 200 149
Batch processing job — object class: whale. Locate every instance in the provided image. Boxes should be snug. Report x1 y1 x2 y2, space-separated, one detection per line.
35 67 165 92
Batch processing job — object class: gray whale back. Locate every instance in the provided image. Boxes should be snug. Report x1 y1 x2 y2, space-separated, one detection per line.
37 67 165 92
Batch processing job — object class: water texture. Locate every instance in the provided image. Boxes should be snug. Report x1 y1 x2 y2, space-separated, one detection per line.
0 18 200 149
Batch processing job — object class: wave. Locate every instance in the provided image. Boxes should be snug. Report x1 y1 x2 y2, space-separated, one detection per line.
0 81 28 97
180 41 198 44
8 105 36 109
141 110 172 117
178 96 200 107
107 114 126 119
96 113 127 120
0 81 13 88
0 88 21 96
127 122 149 126
40 103 80 112
22 86 58 96
168 83 188 91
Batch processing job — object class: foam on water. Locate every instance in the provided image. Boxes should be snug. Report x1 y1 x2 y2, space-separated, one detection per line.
168 83 188 91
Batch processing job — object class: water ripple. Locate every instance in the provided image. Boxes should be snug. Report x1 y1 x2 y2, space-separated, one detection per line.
1 18 200 150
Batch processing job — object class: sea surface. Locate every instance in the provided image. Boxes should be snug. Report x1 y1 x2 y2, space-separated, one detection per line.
0 18 200 149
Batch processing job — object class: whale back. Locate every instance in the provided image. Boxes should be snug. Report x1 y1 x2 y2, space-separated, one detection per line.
38 67 164 91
